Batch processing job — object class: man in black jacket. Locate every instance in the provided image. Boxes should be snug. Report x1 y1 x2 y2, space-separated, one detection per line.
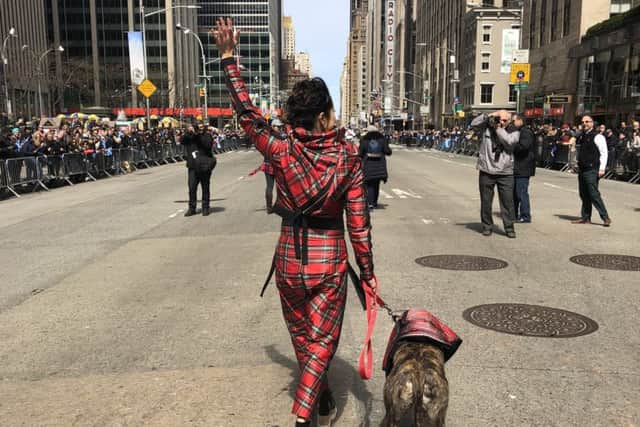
183 124 216 216
512 114 536 223
358 125 392 209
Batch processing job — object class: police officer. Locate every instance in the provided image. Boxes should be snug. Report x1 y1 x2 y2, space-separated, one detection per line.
183 124 216 217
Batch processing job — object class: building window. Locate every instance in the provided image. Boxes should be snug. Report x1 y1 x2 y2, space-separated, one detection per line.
481 52 491 71
610 0 635 15
562 0 571 37
509 84 517 103
551 0 559 41
480 84 494 104
529 0 537 48
482 25 492 43
482 0 495 5
539 0 547 46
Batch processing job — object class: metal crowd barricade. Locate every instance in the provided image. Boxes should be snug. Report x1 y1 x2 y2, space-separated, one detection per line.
91 152 112 178
5 156 49 192
552 144 571 171
161 144 175 163
63 152 97 183
131 146 150 168
1 159 20 197
37 155 68 184
627 153 640 184
174 143 185 160
113 148 136 174
146 143 162 165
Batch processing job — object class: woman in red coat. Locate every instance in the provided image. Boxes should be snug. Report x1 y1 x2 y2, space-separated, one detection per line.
213 19 378 427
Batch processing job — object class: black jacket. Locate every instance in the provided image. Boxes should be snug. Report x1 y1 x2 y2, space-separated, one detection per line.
513 126 537 177
184 131 214 170
358 132 392 181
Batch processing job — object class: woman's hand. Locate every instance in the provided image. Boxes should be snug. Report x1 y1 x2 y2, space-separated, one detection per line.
363 276 378 294
211 18 240 60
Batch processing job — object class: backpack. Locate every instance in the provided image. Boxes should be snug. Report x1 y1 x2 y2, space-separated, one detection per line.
367 138 384 158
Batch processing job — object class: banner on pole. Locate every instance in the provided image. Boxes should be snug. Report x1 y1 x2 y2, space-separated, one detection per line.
500 29 520 74
128 32 146 85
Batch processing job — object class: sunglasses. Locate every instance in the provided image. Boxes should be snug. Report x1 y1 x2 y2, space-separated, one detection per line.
582 120 592 123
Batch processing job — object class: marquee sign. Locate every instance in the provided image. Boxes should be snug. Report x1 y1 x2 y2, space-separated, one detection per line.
384 1 396 113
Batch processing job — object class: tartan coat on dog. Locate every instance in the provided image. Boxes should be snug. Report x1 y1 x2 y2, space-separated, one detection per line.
222 57 374 419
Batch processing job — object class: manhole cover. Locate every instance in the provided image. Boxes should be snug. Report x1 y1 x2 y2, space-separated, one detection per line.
415 255 508 271
569 254 640 271
462 304 598 338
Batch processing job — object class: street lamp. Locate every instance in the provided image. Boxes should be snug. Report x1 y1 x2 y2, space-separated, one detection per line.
140 3 200 126
29 45 63 117
2 27 18 119
175 23 208 124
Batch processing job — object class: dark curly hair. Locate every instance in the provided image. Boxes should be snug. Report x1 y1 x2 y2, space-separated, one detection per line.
285 77 334 131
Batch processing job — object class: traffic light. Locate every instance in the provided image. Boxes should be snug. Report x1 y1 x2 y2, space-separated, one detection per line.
199 88 205 97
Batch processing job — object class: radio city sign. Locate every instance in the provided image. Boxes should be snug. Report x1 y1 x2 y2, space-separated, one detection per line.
385 1 396 81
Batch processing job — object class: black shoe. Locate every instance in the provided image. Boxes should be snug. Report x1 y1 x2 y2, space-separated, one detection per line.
519 218 531 223
318 390 337 427
482 228 492 236
295 420 310 427
202 207 210 216
184 209 196 217
506 230 516 238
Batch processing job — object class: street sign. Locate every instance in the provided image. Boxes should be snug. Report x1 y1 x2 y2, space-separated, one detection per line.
510 63 531 84
546 95 572 104
515 82 529 90
420 105 430 115
512 49 530 64
137 79 157 98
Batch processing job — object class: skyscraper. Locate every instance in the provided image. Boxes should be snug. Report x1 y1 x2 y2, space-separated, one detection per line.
282 16 295 59
197 0 281 118
294 52 312 76
46 0 199 112
1 0 50 118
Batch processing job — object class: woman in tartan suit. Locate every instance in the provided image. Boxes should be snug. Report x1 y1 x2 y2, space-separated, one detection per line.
214 19 378 426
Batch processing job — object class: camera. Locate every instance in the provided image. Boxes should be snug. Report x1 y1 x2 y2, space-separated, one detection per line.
488 115 501 128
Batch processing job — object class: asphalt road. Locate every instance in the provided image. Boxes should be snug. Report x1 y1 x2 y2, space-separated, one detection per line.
0 145 638 427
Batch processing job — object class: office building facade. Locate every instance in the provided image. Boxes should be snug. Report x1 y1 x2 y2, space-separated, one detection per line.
1 0 50 118
521 0 639 121
46 0 199 113
282 15 294 59
197 0 281 117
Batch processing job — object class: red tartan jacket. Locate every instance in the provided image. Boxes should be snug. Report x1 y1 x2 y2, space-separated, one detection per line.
222 57 373 280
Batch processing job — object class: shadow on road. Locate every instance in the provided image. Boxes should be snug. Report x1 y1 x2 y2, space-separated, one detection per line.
264 344 374 426
455 222 507 236
555 214 582 222
173 198 226 203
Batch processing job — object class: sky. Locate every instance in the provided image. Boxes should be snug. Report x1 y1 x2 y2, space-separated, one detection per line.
283 0 350 114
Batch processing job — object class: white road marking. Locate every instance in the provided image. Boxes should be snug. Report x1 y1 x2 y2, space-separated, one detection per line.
237 176 245 181
379 189 394 199
422 218 434 225
392 188 423 199
169 208 185 218
439 217 450 224
544 182 577 193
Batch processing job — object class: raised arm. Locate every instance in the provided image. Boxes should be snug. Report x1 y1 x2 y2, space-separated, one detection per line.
213 18 285 160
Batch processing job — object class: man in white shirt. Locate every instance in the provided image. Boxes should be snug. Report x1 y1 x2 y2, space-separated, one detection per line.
572 115 611 227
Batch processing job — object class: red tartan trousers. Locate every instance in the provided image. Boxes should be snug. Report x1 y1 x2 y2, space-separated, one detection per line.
275 225 348 420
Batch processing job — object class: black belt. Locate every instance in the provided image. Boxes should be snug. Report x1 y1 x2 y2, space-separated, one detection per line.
274 205 344 266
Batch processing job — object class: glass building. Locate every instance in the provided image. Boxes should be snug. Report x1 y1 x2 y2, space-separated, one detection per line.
46 0 199 112
197 0 281 113
572 6 640 124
